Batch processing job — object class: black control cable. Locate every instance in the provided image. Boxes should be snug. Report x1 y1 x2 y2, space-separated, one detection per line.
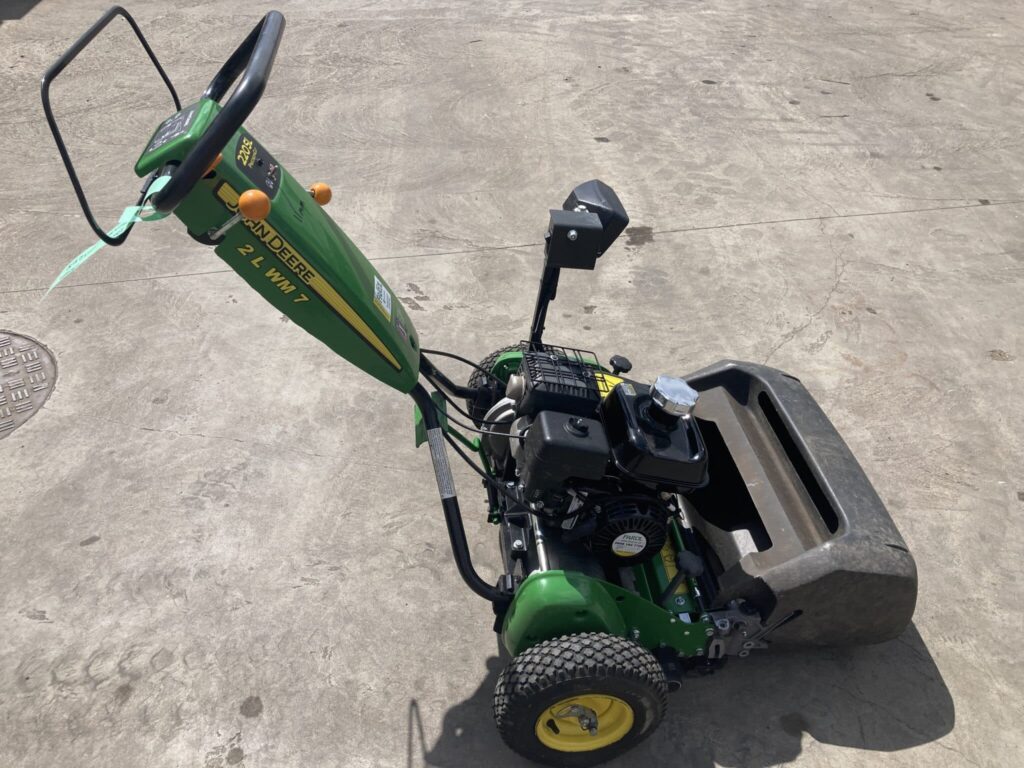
420 347 505 384
442 431 530 514
418 368 525 434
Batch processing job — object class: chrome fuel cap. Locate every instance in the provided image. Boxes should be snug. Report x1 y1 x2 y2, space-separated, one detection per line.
651 375 699 418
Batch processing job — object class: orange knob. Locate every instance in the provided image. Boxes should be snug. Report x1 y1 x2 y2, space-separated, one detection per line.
238 189 271 220
309 182 332 205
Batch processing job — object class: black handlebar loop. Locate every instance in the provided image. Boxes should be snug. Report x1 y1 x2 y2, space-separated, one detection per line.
41 5 180 246
149 10 285 213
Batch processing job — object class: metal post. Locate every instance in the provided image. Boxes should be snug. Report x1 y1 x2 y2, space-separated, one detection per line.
528 263 561 347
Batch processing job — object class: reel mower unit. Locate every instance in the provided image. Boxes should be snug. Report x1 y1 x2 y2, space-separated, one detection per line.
43 9 916 766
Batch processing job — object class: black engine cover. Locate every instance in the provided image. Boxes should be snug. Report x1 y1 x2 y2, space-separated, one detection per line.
520 411 609 503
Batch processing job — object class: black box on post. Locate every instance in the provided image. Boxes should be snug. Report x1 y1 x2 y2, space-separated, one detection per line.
545 209 604 270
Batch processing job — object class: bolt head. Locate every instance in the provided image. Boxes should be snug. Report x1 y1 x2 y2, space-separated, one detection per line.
705 628 714 637
674 596 687 606
512 538 525 550
567 229 578 241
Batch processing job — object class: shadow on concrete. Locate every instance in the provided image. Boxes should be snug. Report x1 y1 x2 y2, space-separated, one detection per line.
410 624 953 767
0 0 46 22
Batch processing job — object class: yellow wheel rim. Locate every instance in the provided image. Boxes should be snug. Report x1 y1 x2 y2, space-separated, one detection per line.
534 694 635 752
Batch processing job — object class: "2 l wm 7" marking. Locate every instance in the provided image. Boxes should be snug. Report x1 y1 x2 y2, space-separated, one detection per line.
235 244 310 303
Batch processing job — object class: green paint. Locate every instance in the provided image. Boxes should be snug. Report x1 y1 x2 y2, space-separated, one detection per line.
135 100 221 177
135 101 420 392
447 426 479 452
628 521 699 615
413 392 449 447
491 348 525 383
501 570 710 658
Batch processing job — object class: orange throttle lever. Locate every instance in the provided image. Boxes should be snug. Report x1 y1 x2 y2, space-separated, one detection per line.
238 189 271 220
207 189 271 241
309 182 332 205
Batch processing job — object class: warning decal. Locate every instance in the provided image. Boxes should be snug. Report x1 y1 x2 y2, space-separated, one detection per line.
373 275 393 320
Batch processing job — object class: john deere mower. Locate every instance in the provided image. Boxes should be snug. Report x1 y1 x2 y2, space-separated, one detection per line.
43 9 917 766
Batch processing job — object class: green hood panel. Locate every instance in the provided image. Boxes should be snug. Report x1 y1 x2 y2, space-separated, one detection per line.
140 103 420 392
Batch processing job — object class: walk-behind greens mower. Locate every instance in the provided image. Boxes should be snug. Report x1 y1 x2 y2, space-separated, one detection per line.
43 9 917 766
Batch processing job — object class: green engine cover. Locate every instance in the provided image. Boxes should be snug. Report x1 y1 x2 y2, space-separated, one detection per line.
135 99 420 393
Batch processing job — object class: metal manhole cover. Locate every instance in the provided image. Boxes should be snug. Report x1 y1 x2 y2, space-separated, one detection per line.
0 331 57 439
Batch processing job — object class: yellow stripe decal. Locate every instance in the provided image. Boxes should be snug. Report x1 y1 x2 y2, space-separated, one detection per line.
594 372 624 398
215 183 401 371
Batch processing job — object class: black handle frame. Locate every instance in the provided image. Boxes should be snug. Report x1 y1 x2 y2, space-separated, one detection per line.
149 10 285 213
409 384 506 605
41 5 180 246
41 6 285 242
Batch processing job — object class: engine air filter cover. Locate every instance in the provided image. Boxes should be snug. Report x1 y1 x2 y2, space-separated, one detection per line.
517 344 602 418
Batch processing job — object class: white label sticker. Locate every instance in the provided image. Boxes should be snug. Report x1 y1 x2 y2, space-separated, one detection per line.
426 427 456 499
611 532 647 557
373 275 393 320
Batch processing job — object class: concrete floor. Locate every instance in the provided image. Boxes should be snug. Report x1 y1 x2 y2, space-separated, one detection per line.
2 0 1022 766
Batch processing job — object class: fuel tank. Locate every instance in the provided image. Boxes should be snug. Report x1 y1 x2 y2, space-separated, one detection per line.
136 99 420 392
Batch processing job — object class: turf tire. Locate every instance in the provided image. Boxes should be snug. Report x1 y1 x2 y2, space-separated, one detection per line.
493 632 668 767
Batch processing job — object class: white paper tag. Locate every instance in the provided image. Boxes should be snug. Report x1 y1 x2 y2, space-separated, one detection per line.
373 274 393 320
